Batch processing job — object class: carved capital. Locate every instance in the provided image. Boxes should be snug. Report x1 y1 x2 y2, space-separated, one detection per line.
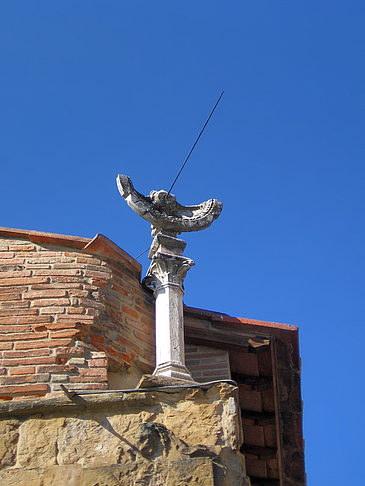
145 252 195 292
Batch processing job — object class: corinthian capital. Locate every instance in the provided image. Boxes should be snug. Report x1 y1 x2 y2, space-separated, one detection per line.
145 252 195 291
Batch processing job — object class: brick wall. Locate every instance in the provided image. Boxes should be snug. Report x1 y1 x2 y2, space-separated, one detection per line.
185 344 231 382
0 231 155 400
0 230 236 400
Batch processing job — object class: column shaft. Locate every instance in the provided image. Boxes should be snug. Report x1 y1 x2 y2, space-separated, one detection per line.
147 251 194 382
154 283 185 367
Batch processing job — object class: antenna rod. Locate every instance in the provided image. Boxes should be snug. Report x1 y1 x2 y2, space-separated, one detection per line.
135 247 149 259
167 90 224 195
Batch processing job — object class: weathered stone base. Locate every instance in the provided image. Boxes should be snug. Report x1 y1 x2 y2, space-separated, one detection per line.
1 457 221 486
153 361 195 382
0 383 249 486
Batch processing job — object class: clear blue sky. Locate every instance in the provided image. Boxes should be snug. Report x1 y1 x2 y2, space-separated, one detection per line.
1 2 364 483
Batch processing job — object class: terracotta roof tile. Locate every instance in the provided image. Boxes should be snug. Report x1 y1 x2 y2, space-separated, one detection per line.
0 227 141 276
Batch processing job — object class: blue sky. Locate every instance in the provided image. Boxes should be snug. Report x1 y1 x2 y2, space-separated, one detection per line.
1 2 364 483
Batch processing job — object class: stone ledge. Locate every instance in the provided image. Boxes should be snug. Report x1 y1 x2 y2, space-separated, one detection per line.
0 381 237 418
0 382 248 485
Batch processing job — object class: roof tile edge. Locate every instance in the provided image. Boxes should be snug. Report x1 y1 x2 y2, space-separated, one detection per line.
184 305 298 332
0 226 90 248
0 226 141 276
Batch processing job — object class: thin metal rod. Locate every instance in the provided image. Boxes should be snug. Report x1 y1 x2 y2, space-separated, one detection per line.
135 247 149 259
167 90 224 195
136 91 224 260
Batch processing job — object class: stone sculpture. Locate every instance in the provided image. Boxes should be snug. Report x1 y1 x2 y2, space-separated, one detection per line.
117 174 222 381
116 174 222 237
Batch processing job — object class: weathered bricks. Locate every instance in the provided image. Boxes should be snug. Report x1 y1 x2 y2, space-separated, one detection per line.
0 315 52 325
0 270 31 279
1 356 58 366
78 367 107 377
0 308 37 317
0 325 32 333
37 365 73 373
0 233 155 400
4 349 52 358
0 331 48 341
0 252 15 259
32 323 76 330
32 269 82 276
39 307 66 315
23 289 67 299
55 315 93 323
0 286 27 294
31 283 82 290
0 343 13 350
50 276 83 283
0 383 48 397
15 338 72 350
185 344 231 382
69 375 106 383
121 305 140 320
0 300 31 310
67 307 86 314
8 244 35 251
75 256 101 265
31 298 70 307
88 358 107 368
0 276 49 286
52 382 107 392
0 291 22 301
9 366 35 375
50 329 80 339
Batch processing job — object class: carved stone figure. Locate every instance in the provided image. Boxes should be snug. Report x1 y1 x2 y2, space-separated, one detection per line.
117 174 222 237
116 174 222 381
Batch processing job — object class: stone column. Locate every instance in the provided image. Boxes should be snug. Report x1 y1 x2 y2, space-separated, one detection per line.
146 235 195 381
116 175 222 383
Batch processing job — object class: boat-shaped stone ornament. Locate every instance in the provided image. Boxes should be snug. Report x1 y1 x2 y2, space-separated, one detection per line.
116 174 222 236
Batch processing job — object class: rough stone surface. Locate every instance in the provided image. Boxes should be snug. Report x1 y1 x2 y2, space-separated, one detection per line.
0 383 248 486
16 416 65 468
0 419 19 469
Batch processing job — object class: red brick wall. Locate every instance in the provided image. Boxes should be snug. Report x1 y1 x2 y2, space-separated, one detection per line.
185 344 231 382
0 234 155 400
